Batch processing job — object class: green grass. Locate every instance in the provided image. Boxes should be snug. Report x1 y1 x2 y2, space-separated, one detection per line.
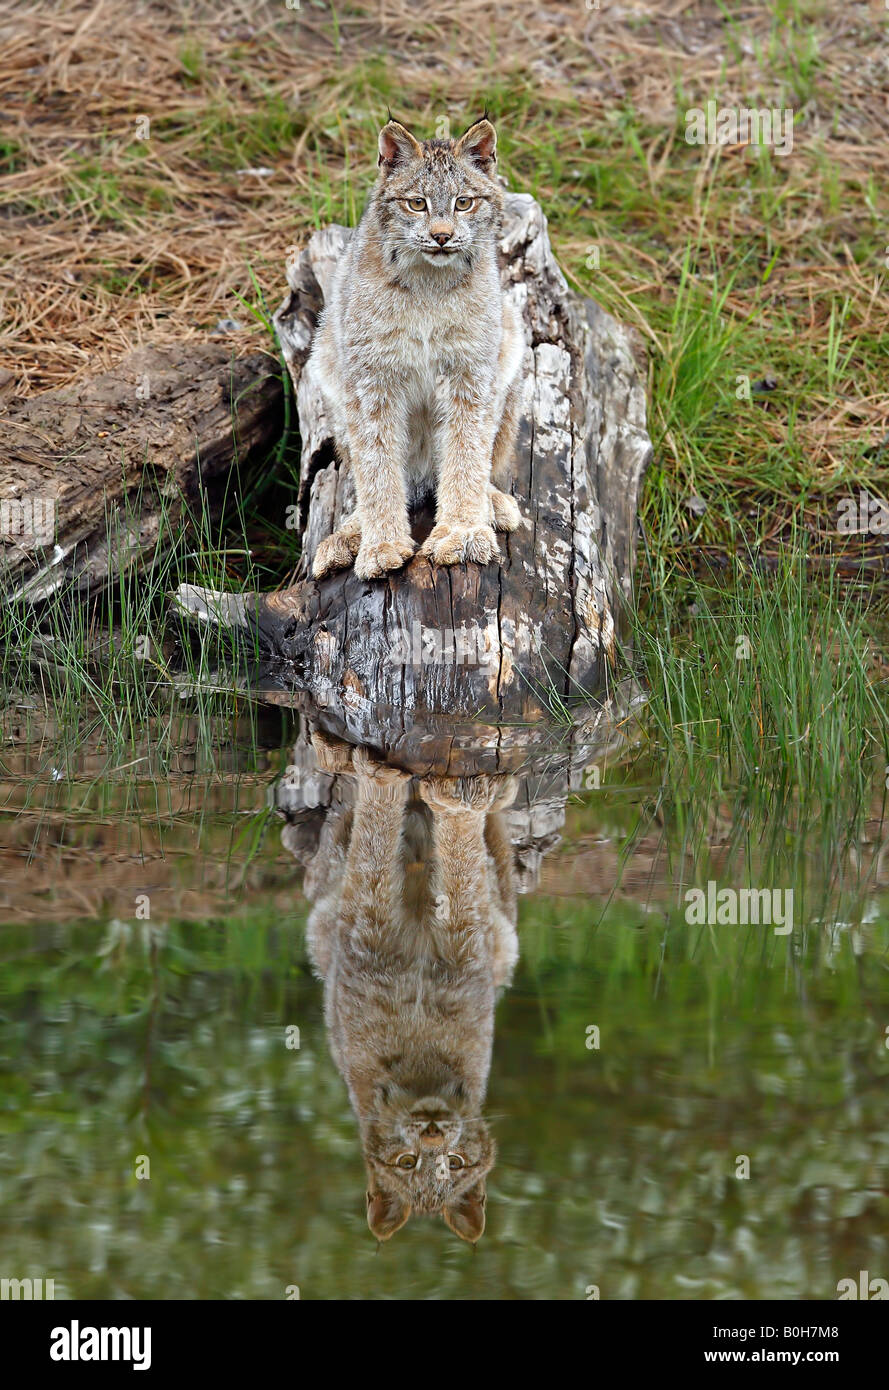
0 135 24 174
0 467 279 780
153 93 305 173
611 531 889 906
634 537 889 783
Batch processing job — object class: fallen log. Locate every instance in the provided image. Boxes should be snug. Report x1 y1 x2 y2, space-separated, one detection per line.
0 345 282 601
177 191 652 728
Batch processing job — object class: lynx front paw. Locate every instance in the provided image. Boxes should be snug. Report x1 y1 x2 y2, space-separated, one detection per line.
421 522 500 566
354 536 415 581
312 522 362 579
310 729 356 775
420 774 516 814
489 487 522 533
353 746 412 798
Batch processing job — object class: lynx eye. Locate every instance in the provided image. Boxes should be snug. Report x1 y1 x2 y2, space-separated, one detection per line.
448 1153 465 1170
454 196 474 212
395 1153 418 1169
405 197 426 213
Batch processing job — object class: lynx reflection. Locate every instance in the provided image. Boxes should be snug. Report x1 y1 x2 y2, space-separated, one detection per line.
300 732 517 1244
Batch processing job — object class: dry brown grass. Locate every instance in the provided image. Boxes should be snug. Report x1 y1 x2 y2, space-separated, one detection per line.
0 2 883 377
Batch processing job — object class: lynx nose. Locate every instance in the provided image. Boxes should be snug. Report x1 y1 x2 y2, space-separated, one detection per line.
421 1120 443 1139
430 226 453 246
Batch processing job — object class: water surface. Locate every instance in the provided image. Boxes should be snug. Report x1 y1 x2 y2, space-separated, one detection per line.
2 702 887 1300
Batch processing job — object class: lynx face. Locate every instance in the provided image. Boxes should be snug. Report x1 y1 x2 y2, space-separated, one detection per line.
364 1088 495 1242
375 118 503 275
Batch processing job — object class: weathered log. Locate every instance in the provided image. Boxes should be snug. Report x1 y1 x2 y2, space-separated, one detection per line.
177 191 652 729
0 345 282 601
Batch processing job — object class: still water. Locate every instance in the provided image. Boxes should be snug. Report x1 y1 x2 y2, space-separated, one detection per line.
2 700 887 1300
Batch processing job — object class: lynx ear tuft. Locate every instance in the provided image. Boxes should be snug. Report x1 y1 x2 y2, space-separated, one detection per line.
366 1189 410 1240
443 1181 487 1244
378 120 422 170
454 118 497 171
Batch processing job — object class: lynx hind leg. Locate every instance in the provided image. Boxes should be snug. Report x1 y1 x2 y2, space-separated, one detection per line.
312 513 362 580
489 486 522 533
487 367 524 534
490 372 522 488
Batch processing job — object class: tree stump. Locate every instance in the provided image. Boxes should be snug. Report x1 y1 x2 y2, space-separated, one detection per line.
177 191 652 733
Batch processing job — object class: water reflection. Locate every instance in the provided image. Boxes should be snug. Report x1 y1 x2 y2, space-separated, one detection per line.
290 732 518 1242
274 711 619 1245
3 695 889 1297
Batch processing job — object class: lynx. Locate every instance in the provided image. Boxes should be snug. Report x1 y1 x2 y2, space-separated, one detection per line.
307 115 525 582
301 733 518 1243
